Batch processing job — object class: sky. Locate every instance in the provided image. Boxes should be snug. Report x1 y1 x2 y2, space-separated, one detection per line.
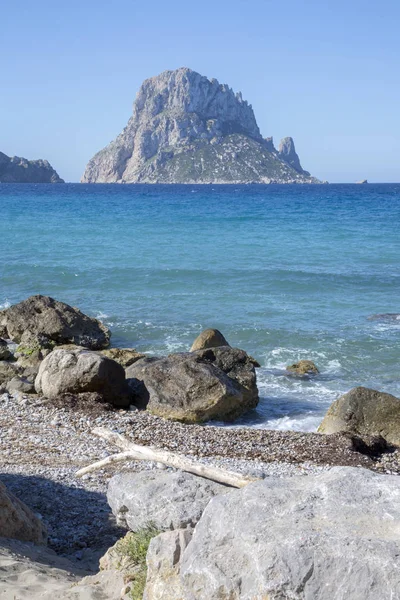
2 0 400 183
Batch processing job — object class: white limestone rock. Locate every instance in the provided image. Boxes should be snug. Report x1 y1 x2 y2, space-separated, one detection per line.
176 467 400 599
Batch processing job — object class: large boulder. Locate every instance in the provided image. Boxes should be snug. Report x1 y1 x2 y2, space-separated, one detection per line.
0 295 110 350
318 386 400 446
190 328 229 352
0 481 47 544
107 471 228 532
126 348 259 422
35 348 131 407
173 467 400 599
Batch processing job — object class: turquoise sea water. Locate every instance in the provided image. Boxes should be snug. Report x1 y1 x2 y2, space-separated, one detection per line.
1 183 399 431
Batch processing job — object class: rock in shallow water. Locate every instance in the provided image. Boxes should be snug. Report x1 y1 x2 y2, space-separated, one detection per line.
175 467 400 599
126 347 259 422
286 359 319 375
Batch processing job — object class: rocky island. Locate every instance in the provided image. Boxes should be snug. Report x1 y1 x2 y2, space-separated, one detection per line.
0 151 64 183
82 67 320 184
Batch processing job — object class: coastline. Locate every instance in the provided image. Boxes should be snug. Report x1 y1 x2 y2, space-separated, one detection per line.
1 389 399 565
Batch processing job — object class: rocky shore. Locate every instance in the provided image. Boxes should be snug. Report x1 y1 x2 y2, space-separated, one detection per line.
1 295 400 599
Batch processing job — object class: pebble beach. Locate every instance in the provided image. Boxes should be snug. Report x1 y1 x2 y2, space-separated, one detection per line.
2 387 399 570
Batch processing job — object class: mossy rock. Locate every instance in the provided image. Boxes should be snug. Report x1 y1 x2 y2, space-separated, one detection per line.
286 360 319 376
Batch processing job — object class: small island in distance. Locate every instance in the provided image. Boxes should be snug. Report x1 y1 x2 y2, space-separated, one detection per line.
82 67 321 185
0 151 64 184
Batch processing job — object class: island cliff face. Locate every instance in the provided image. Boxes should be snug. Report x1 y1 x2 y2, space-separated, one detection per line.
0 152 64 183
82 68 319 184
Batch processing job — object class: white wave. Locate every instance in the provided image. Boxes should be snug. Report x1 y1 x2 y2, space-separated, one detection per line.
96 311 109 320
0 300 11 310
261 413 323 432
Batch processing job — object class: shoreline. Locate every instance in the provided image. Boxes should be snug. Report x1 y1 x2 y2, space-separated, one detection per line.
1 389 399 567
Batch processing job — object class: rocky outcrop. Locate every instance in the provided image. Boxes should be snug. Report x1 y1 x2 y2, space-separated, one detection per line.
125 347 259 422
278 136 307 174
107 470 228 532
190 328 229 351
0 481 47 544
0 295 110 350
82 67 319 184
35 348 131 407
286 359 319 376
145 467 400 599
318 386 400 445
0 151 64 183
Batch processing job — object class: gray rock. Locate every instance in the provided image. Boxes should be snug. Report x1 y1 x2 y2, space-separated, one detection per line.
190 328 230 351
35 348 131 407
81 68 319 184
0 150 64 183
194 346 260 407
0 480 47 544
0 295 110 350
318 386 400 446
144 529 193 600
0 360 37 388
6 376 35 394
126 349 258 422
107 470 228 532
177 467 400 599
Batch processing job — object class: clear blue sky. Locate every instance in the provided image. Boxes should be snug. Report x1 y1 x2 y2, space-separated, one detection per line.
2 0 399 182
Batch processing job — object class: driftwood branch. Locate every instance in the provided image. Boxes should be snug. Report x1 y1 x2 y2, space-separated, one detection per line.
76 427 258 488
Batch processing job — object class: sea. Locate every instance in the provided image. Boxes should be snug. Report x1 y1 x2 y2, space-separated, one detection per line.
1 183 399 432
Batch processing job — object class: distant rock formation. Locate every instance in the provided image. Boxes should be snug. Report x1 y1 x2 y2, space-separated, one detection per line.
357 179 368 184
278 137 309 175
0 152 64 183
82 67 320 184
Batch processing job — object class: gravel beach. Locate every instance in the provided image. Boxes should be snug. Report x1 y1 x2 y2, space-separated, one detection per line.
1 390 399 567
